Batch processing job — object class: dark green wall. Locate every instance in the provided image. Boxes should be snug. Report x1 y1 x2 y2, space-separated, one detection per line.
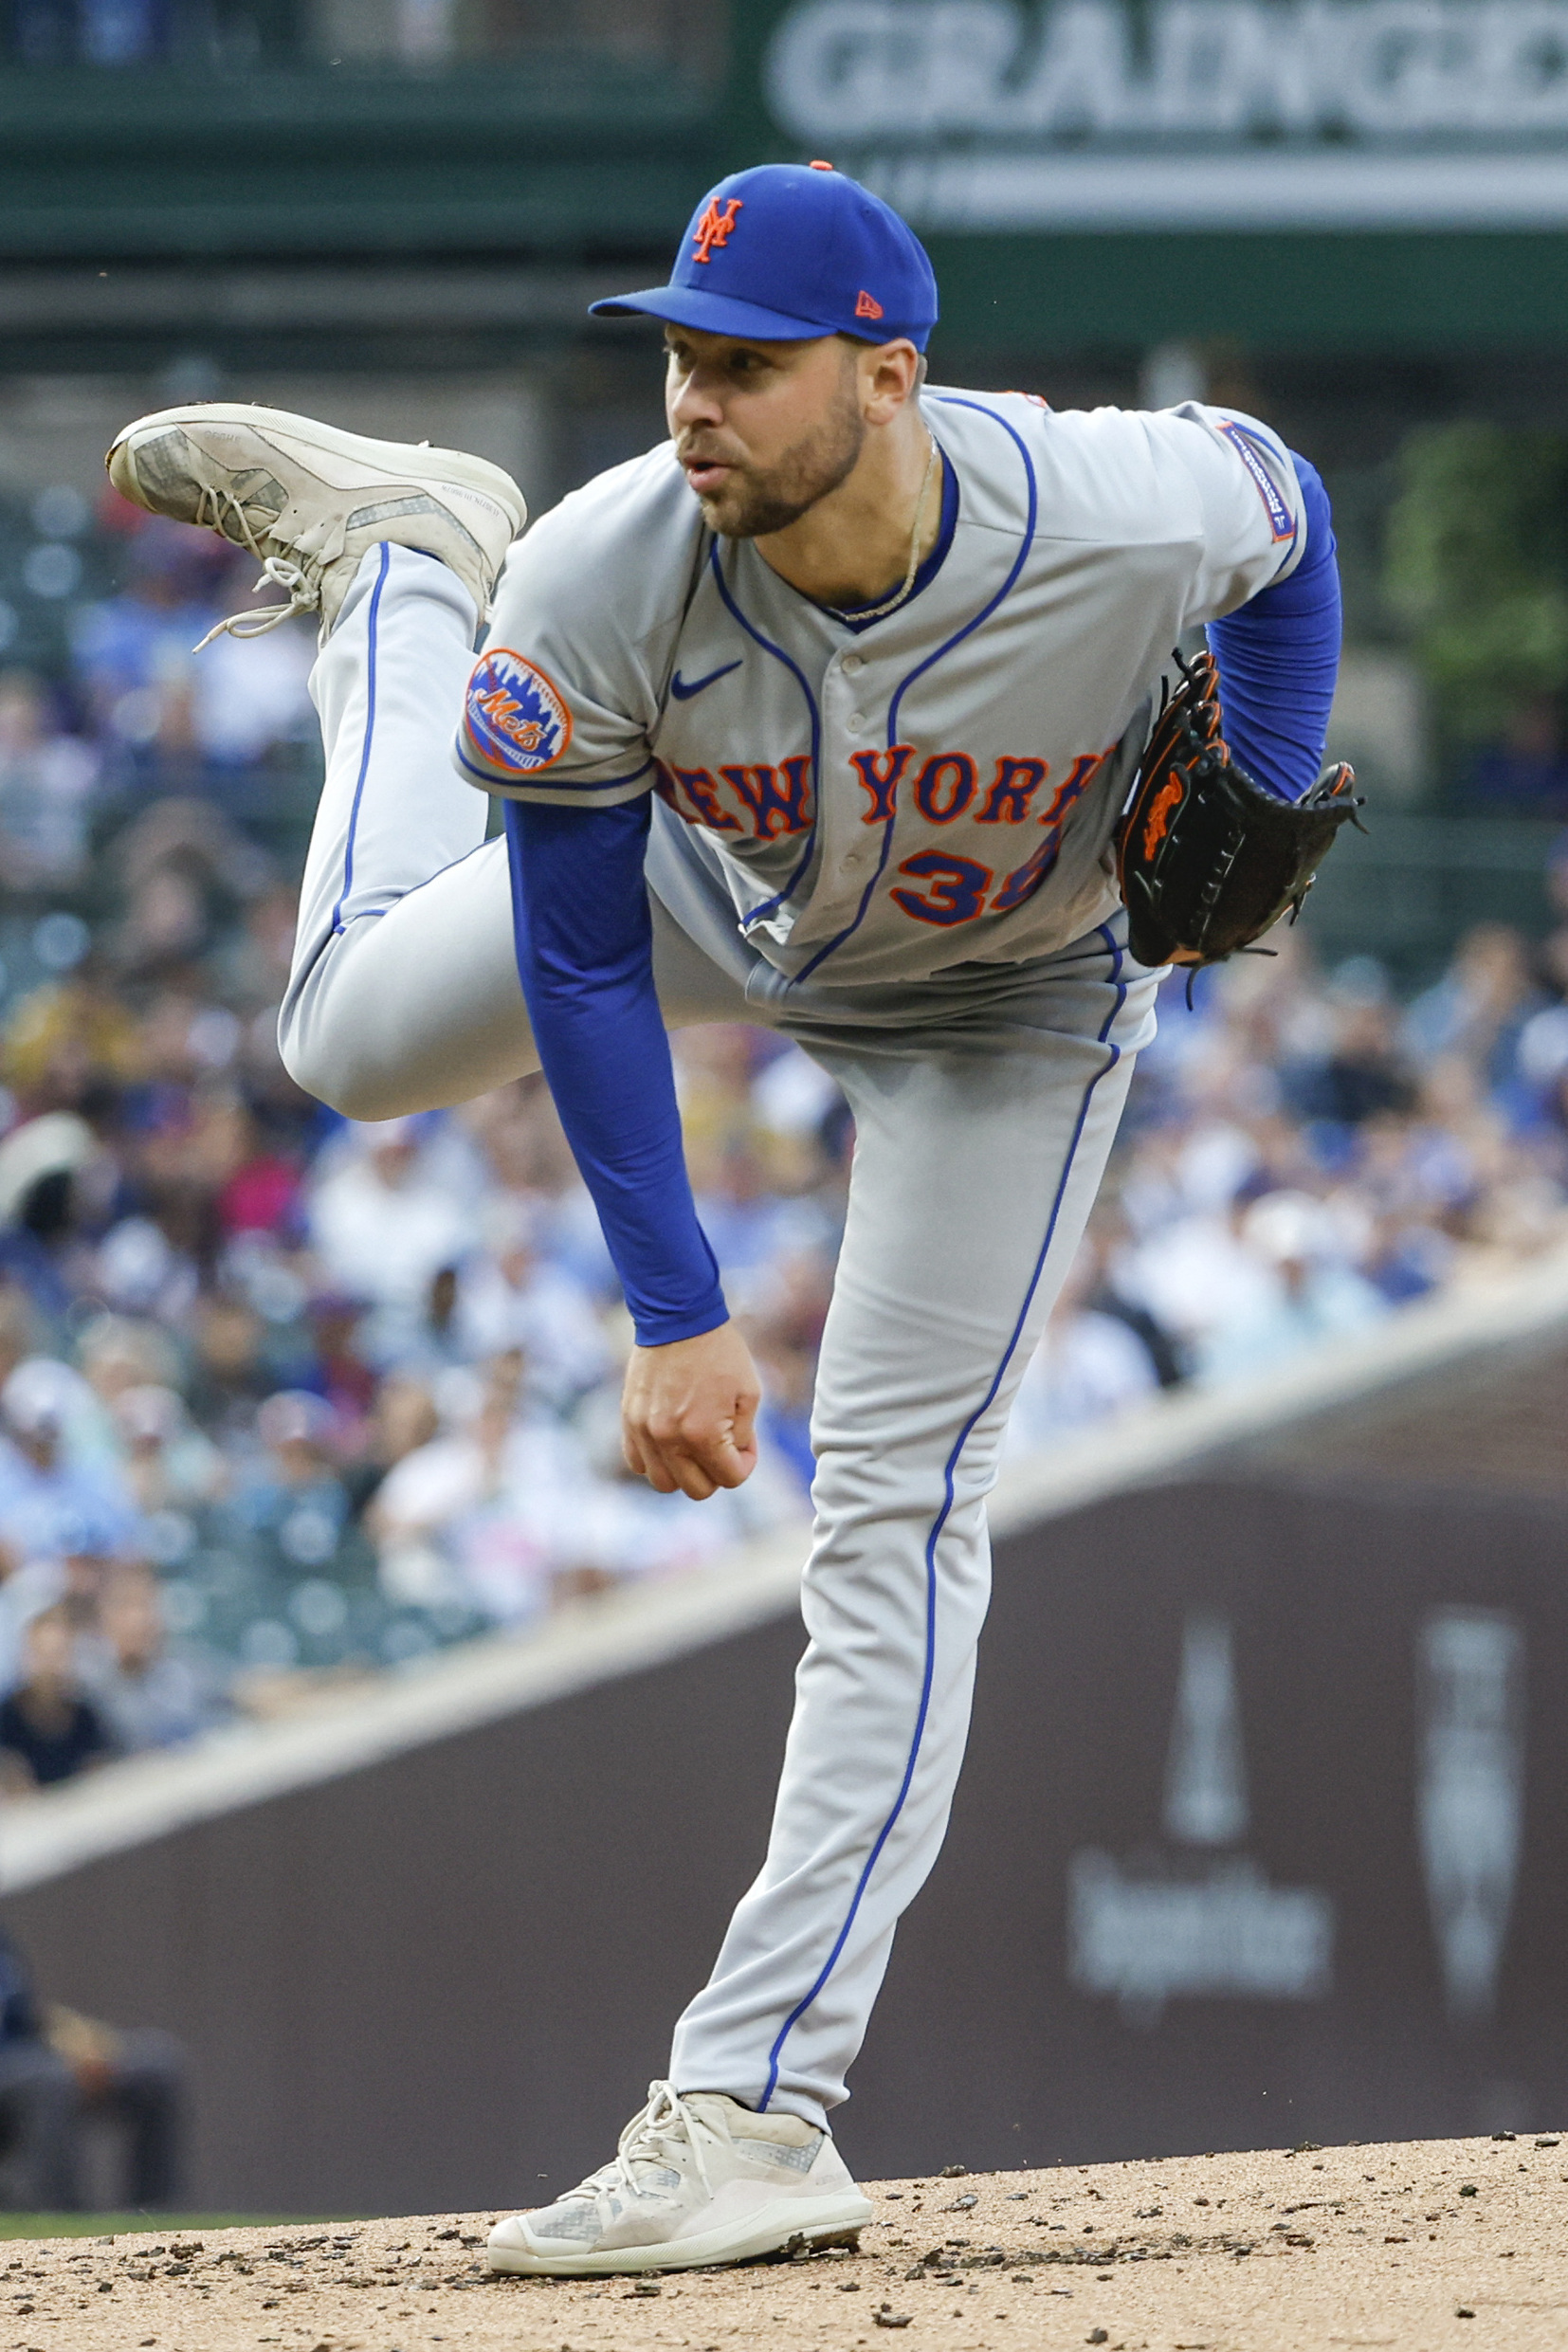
0 63 716 261
921 230 1568 357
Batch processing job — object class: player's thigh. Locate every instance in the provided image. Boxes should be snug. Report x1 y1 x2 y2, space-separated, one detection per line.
807 964 1155 1476
282 835 757 1120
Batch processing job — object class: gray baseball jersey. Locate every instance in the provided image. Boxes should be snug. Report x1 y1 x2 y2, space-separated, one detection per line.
454 391 1306 987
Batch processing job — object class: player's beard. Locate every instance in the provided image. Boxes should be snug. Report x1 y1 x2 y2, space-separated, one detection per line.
684 372 866 539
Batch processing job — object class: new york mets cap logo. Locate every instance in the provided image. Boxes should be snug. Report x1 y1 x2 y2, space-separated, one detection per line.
463 648 572 775
692 196 742 264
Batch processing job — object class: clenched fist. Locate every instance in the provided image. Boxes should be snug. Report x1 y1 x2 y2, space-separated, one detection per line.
620 1320 761 1501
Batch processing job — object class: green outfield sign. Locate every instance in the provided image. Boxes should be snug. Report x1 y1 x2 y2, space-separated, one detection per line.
757 0 1568 229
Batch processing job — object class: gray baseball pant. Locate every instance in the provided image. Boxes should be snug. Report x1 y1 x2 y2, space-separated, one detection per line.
281 547 1158 2128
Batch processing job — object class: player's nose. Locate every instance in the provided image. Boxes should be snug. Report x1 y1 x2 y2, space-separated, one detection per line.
667 366 726 431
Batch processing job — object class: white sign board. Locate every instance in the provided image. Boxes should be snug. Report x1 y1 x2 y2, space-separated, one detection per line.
765 0 1568 228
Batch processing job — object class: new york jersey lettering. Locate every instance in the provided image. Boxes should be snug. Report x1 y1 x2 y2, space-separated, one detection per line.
849 744 915 825
912 753 977 825
654 760 742 832
977 756 1048 824
718 756 813 840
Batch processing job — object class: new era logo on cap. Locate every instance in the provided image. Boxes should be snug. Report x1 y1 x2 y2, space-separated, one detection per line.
855 291 884 319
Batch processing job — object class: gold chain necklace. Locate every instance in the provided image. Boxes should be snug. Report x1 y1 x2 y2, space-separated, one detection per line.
824 432 940 627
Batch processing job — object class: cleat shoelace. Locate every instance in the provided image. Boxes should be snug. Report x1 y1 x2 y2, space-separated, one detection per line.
188 480 323 649
554 2080 715 2220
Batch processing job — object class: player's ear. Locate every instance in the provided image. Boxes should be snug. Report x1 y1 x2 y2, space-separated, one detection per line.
861 338 922 425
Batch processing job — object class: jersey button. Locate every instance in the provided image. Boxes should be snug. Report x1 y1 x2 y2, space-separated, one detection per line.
848 711 866 732
842 652 865 675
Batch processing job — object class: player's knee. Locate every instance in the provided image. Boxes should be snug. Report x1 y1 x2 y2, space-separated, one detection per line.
277 1009 418 1122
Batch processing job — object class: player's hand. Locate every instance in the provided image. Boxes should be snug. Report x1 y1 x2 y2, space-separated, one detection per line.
621 1321 760 1500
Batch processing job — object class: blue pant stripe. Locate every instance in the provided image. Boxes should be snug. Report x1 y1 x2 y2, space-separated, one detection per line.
757 923 1129 2110
329 540 391 938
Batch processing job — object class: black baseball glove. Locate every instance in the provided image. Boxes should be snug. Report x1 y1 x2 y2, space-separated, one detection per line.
1116 648 1360 971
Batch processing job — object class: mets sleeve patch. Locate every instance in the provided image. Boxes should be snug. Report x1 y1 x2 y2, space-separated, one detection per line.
462 648 574 776
1217 420 1298 545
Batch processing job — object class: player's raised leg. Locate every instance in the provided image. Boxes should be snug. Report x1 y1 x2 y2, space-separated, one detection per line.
105 404 750 1115
283 541 544 1117
107 405 538 1112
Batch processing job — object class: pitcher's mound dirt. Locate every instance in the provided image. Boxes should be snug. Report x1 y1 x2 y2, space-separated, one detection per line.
7 2134 1564 2350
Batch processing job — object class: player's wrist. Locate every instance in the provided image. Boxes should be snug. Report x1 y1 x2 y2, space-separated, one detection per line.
630 1304 732 1352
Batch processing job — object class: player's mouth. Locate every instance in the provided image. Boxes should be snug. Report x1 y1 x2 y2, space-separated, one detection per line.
679 446 739 497
683 460 732 496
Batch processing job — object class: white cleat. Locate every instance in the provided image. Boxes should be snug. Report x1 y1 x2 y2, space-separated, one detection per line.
485 2079 873 2276
105 402 527 646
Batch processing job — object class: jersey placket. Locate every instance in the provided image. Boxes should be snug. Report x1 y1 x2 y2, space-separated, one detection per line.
820 644 886 913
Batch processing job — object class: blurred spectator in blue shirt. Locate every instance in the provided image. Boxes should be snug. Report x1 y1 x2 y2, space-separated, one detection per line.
0 1357 136 1563
229 1389 356 1582
0 672 99 891
1464 695 1568 816
70 520 222 757
1403 922 1544 1097
80 1563 227 1751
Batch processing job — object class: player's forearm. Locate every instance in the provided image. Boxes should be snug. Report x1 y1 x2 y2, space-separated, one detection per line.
502 797 728 1346
1206 453 1341 803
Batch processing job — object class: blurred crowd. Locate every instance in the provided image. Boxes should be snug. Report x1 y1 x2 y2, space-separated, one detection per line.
0 482 1566 1796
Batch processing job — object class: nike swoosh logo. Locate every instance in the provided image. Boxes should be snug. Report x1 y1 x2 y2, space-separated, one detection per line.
670 660 741 702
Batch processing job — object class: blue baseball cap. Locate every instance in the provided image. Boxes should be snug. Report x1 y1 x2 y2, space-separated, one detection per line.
590 162 939 351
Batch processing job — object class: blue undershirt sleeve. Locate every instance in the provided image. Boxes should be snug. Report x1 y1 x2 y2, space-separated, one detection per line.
502 796 727 1348
1206 452 1342 804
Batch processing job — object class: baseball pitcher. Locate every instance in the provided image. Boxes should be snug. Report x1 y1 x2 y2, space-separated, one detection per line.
107 162 1351 2274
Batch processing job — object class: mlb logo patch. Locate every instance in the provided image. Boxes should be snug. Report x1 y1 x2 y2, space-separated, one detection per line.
463 648 573 775
1219 421 1297 544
